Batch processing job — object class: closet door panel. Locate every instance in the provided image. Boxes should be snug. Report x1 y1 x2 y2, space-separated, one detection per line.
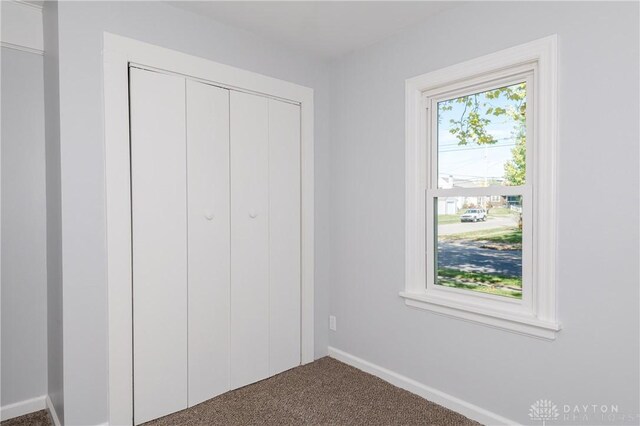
130 68 188 425
229 91 270 389
268 100 301 375
186 81 231 406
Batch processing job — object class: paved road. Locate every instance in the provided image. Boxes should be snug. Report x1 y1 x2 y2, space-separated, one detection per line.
437 241 522 276
438 216 517 236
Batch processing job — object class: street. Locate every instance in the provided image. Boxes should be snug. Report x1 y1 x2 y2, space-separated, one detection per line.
437 216 518 236
437 216 522 277
437 240 522 276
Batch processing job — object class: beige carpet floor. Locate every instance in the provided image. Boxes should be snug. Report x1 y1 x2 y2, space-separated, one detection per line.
146 357 479 425
2 357 480 426
0 410 51 426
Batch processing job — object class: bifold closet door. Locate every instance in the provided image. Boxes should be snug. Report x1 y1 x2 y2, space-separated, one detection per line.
131 69 301 423
230 92 301 389
267 99 301 376
130 68 188 425
186 80 231 406
230 91 270 388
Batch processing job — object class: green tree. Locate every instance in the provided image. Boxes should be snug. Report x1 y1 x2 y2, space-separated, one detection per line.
439 83 526 186
504 128 526 186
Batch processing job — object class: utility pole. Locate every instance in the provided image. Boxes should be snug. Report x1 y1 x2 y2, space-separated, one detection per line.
483 145 488 208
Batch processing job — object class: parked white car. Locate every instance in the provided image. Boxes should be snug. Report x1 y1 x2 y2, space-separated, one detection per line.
460 209 487 222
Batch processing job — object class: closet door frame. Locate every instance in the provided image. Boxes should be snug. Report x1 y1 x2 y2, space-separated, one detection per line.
103 32 314 426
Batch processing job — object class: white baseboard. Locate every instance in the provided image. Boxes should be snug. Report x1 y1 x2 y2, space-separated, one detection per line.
0 395 46 421
328 346 519 426
46 395 62 426
44 395 108 426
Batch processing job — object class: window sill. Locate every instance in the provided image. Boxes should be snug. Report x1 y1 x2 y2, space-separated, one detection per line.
399 291 561 340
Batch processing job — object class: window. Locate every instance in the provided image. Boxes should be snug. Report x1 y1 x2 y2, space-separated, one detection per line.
402 37 560 339
434 82 528 301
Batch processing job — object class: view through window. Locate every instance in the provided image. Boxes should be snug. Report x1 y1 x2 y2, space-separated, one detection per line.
434 82 526 299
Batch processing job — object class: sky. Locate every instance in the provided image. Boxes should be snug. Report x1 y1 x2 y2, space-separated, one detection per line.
437 83 524 186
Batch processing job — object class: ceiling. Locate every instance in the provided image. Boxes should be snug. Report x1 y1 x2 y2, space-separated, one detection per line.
167 1 460 59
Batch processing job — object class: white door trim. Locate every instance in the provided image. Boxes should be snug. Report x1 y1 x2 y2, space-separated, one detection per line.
103 32 314 425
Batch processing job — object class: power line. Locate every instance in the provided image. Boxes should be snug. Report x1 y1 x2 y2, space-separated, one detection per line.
438 136 517 148
439 143 517 153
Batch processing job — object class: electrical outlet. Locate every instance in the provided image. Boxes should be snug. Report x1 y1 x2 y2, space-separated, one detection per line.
329 315 337 331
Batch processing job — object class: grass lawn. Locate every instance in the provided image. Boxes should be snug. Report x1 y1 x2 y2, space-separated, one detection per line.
487 207 514 216
437 214 462 224
437 268 522 298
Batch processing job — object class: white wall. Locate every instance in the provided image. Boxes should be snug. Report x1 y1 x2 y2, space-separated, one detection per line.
0 47 47 408
34 1 639 424
328 1 639 424
51 1 330 424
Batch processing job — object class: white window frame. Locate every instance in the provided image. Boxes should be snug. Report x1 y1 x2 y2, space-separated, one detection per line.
401 36 560 339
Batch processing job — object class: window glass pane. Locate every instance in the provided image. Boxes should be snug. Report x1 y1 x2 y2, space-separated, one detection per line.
435 195 523 299
437 82 526 188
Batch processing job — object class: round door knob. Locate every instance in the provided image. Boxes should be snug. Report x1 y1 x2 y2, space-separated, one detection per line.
249 212 257 219
205 212 214 221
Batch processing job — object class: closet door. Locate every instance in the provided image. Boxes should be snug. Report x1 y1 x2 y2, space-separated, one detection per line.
186 81 231 406
130 68 188 425
229 92 302 389
229 91 270 389
268 99 301 375
130 71 301 422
